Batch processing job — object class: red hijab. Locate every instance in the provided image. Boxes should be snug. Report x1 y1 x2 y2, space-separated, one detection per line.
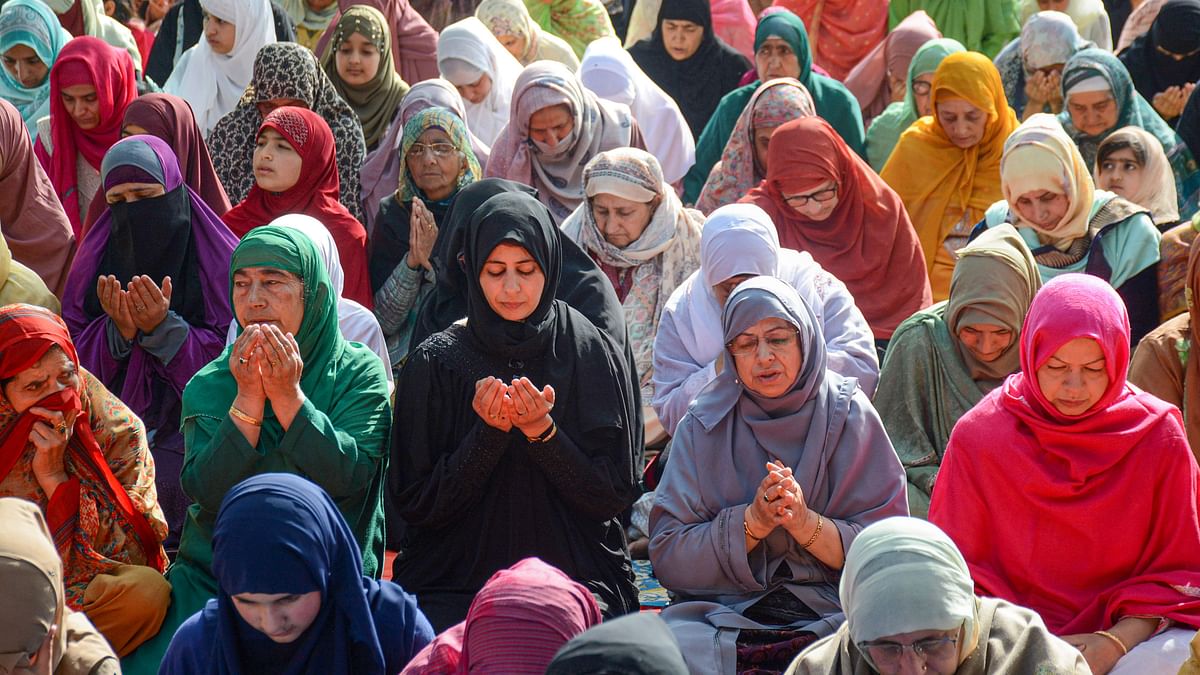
38 37 137 236
0 304 163 572
930 274 1200 634
223 106 372 308
742 117 931 339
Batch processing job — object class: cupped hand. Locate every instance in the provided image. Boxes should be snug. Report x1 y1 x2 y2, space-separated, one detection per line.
258 324 304 404
230 325 266 403
127 275 172 334
504 377 555 437
473 376 513 432
97 275 137 341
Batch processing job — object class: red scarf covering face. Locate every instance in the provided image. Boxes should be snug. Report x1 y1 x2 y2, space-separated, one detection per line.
742 116 931 340
930 274 1200 635
223 106 373 308
41 37 137 236
0 304 164 573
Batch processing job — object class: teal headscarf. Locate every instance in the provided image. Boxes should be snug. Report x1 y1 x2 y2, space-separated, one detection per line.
683 9 865 202
0 0 71 137
865 38 965 172
397 106 482 205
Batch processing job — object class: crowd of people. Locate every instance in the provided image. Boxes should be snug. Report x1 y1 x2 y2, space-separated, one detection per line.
2 0 1200 673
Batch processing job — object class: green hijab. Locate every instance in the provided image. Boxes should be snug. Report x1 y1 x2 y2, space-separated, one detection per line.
866 38 965 172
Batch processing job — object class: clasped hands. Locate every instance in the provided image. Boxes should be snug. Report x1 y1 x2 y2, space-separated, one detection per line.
228 324 304 405
745 460 816 541
472 376 555 437
96 274 173 342
1153 83 1195 121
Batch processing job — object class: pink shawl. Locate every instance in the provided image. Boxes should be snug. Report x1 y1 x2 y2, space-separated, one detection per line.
844 10 940 127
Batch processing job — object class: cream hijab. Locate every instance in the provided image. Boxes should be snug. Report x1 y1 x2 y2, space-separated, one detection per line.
1093 125 1180 226
1000 113 1094 249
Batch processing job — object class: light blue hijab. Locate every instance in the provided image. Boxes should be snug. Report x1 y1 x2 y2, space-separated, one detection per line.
0 0 71 138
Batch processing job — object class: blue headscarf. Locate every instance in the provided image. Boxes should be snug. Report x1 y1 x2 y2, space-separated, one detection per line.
0 0 70 137
179 474 433 674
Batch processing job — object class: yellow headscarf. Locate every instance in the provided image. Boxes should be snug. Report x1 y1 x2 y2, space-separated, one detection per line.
881 51 1019 276
0 227 60 313
1000 113 1095 250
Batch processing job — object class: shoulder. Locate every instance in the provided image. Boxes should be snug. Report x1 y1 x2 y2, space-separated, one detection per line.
1137 312 1191 353
36 117 52 155
159 602 218 673
975 597 1090 673
716 84 757 113
945 387 1012 447
885 304 948 357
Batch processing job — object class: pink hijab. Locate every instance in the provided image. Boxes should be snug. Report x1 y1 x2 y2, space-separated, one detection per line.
844 10 940 127
314 0 440 84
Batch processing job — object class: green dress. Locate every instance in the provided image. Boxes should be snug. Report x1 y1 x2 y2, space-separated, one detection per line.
121 226 391 674
887 0 1019 59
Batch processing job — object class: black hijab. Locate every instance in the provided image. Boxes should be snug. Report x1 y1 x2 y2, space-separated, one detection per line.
545 613 689 675
1180 80 1200 158
1119 0 1200 103
628 0 751 138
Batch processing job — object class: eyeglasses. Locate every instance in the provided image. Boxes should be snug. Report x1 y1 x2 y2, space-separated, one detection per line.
911 81 932 96
783 185 838 208
859 636 958 666
408 142 457 158
726 329 800 357
1155 43 1200 62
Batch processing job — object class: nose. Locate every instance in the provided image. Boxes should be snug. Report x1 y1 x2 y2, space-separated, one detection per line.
896 650 926 675
502 271 521 293
246 283 268 308
260 607 286 635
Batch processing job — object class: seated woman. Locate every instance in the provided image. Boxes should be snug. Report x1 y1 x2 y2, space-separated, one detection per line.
163 0 275 137
121 225 391 673
36 37 137 235
0 497 120 674
546 612 689 675
485 60 645 223
683 9 864 203
627 0 750 141
223 106 373 309
786 517 1089 674
0 99 74 297
0 304 169 656
981 114 1161 343
207 42 367 221
1057 47 1200 214
161 473 434 673
744 116 933 349
994 10 1090 121
144 0 295 86
875 226 1040 518
475 0 579 70
651 203 878 436
842 11 939 131
311 0 440 86
321 4 409 157
649 277 908 675
865 37 964 173
436 17 523 150
930 273 1200 675
62 135 238 549
882 51 1019 302
561 148 704 443
369 106 481 365
390 189 641 631
401 557 601 673
697 77 814 215
1118 0 1200 125
0 0 71 138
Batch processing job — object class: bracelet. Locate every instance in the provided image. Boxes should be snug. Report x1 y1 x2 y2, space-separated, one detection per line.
1094 630 1128 656
802 513 823 549
525 423 557 443
744 518 762 541
229 405 262 427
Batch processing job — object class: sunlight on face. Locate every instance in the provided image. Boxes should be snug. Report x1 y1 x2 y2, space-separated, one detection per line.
1036 337 1108 415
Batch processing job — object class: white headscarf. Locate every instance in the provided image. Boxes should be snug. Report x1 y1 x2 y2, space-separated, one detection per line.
579 37 695 184
225 215 394 390
1020 0 1112 51
436 17 523 147
164 0 276 136
1093 125 1180 226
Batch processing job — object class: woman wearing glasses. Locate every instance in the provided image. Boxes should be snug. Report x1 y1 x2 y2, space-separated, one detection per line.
368 107 481 365
649 276 907 675
743 116 931 355
785 517 1088 675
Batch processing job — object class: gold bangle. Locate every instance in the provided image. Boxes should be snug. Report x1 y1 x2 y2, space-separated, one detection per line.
525 423 557 443
229 405 262 427
743 518 761 541
802 513 823 549
1094 630 1128 656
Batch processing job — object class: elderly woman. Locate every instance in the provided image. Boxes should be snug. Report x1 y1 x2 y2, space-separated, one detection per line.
62 135 238 550
649 277 908 675
786 517 1089 674
981 114 1161 343
994 10 1090 120
0 304 169 657
931 273 1200 675
369 107 481 364
121 225 391 673
561 148 703 442
0 498 120 674
485 60 645 224
651 203 878 437
161 474 434 673
875 226 1040 519
389 189 640 632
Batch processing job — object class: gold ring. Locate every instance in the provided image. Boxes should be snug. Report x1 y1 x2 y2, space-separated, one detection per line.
762 494 770 503
489 414 497 419
57 423 68 435
136 305 146 312
238 357 248 365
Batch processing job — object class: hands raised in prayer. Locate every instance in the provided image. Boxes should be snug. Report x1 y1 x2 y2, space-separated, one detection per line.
407 197 439 272
1023 69 1063 117
746 460 809 540
96 275 173 340
28 406 77 498
1153 83 1195 121
229 324 304 406
472 376 556 437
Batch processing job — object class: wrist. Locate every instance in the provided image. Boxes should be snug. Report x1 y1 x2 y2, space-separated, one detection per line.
36 471 69 498
406 253 423 270
233 393 266 414
519 416 553 438
744 508 770 539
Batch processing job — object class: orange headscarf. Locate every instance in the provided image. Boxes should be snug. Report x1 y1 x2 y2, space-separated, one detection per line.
880 51 1018 283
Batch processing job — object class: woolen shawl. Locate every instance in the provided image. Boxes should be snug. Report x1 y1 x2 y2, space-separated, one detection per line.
0 0 71 137
746 116 932 339
313 0 440 86
844 10 940 128
773 0 889 80
1093 126 1179 226
320 5 410 150
0 97 73 295
929 273 1200 634
1118 0 1200 104
881 51 1019 280
436 17 522 149
475 0 580 69
485 60 635 223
